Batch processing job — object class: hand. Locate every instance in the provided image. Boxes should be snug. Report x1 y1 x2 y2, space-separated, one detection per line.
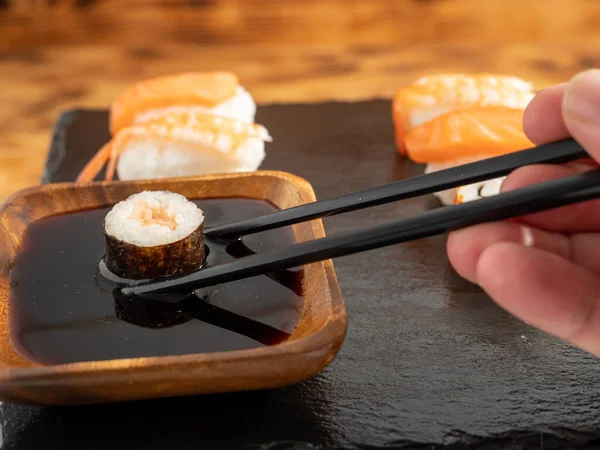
447 69 600 357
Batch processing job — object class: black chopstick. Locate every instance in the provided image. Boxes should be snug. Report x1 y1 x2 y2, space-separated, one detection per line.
205 138 587 239
123 167 600 297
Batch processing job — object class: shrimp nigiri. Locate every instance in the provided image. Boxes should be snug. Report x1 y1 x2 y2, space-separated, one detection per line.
404 106 533 205
392 73 535 155
109 72 256 135
77 110 272 183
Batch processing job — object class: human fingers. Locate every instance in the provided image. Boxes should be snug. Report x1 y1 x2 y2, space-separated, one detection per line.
447 222 570 284
497 161 600 233
448 221 600 283
522 83 569 144
563 69 600 160
476 242 600 357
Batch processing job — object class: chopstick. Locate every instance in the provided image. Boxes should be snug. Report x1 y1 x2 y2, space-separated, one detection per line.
205 138 587 239
123 166 600 297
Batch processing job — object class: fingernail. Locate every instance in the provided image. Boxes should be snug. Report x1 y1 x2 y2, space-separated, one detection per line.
563 69 600 124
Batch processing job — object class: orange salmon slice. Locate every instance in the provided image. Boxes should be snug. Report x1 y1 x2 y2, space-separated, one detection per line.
404 106 534 164
110 72 240 134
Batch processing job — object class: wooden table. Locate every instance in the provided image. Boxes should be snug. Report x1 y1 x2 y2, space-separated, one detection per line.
1 0 600 201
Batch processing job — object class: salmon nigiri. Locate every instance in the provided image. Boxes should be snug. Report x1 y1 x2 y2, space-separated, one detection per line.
405 106 532 163
404 106 533 205
393 73 535 155
77 110 272 183
109 72 256 135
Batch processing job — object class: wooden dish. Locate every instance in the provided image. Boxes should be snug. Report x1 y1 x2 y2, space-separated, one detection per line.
0 171 347 405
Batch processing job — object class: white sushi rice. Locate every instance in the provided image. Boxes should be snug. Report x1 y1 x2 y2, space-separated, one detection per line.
133 86 256 125
115 132 267 181
104 191 204 247
425 157 506 205
455 176 506 203
424 162 458 205
425 158 480 205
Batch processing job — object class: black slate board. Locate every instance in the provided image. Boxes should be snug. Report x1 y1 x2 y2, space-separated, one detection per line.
3 100 600 450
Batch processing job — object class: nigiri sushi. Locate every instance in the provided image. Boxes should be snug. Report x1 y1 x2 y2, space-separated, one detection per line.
103 190 206 280
76 110 272 182
404 106 533 205
392 73 535 154
110 72 256 135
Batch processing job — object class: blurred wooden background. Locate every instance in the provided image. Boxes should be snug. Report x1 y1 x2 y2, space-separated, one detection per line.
2 0 600 198
2 0 600 49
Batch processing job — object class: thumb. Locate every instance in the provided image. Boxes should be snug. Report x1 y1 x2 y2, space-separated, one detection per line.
563 69 600 161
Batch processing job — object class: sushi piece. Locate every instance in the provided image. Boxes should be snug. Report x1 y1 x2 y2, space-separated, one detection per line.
76 110 272 182
109 72 256 135
392 73 535 154
454 177 506 204
405 106 533 205
103 190 206 280
404 106 532 163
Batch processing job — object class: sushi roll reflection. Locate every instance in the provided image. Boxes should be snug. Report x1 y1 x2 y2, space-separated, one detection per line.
103 191 206 280
77 111 272 182
110 72 256 134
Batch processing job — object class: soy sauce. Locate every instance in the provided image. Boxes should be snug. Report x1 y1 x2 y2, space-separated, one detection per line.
8 198 304 365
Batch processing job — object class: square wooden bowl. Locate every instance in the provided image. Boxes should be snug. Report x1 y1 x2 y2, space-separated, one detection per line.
0 171 347 405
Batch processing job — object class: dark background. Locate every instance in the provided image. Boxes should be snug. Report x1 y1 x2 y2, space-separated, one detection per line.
1 100 599 449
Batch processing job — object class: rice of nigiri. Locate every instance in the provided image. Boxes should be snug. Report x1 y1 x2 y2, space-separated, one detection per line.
454 177 507 204
423 159 482 205
103 190 206 280
109 72 256 134
393 73 535 155
115 120 269 181
76 111 272 182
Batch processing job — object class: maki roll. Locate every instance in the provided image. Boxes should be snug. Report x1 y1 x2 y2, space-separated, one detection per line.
103 190 206 280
